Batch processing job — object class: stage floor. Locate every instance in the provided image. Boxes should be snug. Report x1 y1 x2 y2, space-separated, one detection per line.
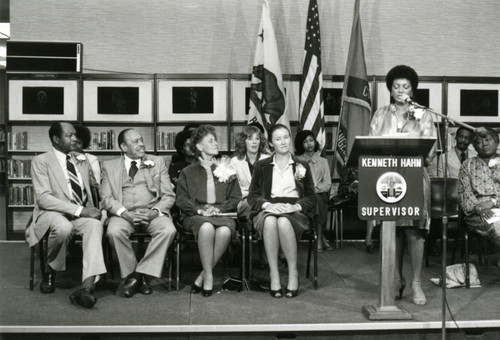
1 239 499 337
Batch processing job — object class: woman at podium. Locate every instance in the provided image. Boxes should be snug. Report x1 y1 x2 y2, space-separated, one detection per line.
368 65 437 305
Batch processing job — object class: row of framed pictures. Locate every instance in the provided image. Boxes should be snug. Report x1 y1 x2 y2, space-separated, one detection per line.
8 77 500 123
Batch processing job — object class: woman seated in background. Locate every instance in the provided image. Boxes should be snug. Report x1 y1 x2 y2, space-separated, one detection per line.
176 125 242 296
168 130 196 190
294 130 332 252
248 124 316 298
369 65 436 305
230 125 270 217
459 127 500 266
72 124 101 184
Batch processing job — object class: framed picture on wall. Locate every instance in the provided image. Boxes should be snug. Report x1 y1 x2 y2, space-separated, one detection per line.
376 81 443 122
447 83 500 123
8 80 78 121
83 80 153 122
322 81 344 122
158 79 227 122
230 79 299 122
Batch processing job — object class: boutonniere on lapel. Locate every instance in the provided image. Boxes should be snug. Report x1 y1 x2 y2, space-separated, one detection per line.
408 106 425 121
75 154 87 163
213 156 236 183
294 163 307 181
141 159 155 169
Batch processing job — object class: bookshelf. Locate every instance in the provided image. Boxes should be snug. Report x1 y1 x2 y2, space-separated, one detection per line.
6 73 497 240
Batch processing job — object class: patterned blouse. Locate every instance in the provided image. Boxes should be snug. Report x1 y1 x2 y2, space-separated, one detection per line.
458 156 500 219
369 104 436 137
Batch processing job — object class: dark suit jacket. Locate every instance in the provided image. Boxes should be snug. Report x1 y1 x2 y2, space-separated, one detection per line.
175 162 242 219
247 155 316 214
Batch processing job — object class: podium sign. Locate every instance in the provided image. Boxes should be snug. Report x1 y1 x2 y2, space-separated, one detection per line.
358 156 424 221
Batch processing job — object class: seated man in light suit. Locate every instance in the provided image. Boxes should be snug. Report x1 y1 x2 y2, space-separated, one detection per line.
100 128 177 298
26 122 106 309
438 126 474 178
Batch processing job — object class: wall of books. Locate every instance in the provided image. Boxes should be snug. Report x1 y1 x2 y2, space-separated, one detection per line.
3 73 500 240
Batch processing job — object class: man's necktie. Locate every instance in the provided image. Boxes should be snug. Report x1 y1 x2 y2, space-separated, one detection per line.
460 152 467 164
129 161 138 179
66 155 86 206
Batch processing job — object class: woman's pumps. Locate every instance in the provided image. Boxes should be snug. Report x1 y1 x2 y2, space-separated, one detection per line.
191 282 202 294
201 288 213 297
365 241 375 254
285 288 298 298
411 280 426 305
269 289 283 298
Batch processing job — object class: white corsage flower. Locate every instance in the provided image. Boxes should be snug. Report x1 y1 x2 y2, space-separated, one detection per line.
213 157 236 183
413 108 425 120
489 157 500 169
76 154 87 162
295 163 307 181
143 160 155 168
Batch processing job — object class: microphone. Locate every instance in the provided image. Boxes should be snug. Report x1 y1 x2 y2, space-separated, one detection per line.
404 96 426 108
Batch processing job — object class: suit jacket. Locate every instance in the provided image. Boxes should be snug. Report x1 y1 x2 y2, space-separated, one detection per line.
26 149 97 247
230 154 270 198
100 155 175 216
437 147 468 179
247 155 316 214
175 162 242 218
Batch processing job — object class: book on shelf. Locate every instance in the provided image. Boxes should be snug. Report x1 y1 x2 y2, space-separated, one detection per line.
7 159 32 178
7 131 28 150
156 131 177 151
0 159 5 173
89 130 115 150
9 185 34 206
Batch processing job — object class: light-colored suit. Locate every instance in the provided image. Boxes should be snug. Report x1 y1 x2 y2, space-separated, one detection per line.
26 149 106 281
100 155 176 278
437 148 468 179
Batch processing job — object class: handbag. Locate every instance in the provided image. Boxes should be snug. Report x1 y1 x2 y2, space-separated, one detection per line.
442 263 481 288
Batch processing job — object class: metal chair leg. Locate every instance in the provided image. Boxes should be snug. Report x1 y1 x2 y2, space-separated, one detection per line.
464 229 470 289
30 246 35 290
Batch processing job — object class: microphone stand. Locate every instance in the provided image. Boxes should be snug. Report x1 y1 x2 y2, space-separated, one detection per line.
411 102 475 340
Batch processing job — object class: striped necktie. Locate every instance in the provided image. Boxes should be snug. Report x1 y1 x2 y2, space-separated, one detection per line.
66 155 86 206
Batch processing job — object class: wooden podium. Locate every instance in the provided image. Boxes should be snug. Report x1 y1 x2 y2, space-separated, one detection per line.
347 136 436 320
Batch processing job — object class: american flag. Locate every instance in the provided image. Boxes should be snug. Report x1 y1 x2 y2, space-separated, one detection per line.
299 0 325 150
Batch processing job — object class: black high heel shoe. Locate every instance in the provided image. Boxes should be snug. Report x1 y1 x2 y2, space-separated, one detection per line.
269 288 283 298
201 288 213 297
397 277 406 300
191 282 202 294
285 288 298 298
365 241 375 254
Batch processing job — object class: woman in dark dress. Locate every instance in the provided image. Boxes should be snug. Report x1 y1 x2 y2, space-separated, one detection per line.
248 124 316 298
168 130 196 190
176 125 242 296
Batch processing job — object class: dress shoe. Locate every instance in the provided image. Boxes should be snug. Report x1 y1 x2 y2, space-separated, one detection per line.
201 288 213 297
69 288 97 308
123 273 141 298
269 288 283 298
191 282 202 294
285 288 298 298
40 271 56 294
138 275 153 295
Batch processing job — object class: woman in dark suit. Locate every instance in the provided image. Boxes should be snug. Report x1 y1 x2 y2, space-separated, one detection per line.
176 125 242 297
248 124 316 298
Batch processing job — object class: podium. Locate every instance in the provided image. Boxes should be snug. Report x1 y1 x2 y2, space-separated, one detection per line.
347 136 436 320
